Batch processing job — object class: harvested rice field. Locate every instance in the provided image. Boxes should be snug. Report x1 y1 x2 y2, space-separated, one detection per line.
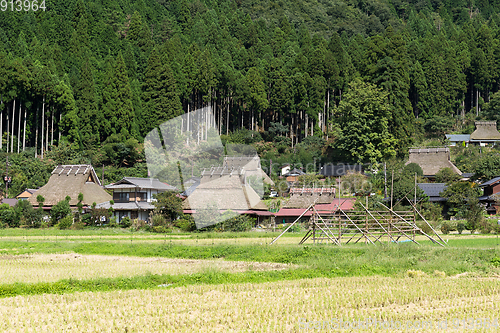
1 276 499 332
1 233 500 332
0 253 292 284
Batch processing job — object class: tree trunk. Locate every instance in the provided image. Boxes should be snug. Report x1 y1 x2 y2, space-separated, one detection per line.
23 104 26 151
10 99 16 153
6 102 9 153
226 96 229 135
305 113 308 138
186 103 190 145
58 108 61 144
17 101 21 153
51 107 54 146
41 96 45 159
35 104 38 158
10 99 15 153
46 109 49 152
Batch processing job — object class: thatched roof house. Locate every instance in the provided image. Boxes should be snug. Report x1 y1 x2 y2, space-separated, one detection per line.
183 166 268 212
406 148 462 178
223 155 274 185
16 188 37 201
470 121 500 145
28 165 111 209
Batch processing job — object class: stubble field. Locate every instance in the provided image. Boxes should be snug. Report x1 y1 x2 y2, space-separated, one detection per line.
0 231 499 332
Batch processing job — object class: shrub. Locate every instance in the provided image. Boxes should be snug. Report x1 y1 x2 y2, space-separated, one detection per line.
120 216 132 228
131 219 148 231
441 221 451 234
151 214 167 227
222 214 255 232
51 198 72 225
457 222 465 234
152 226 172 233
175 216 196 232
56 215 73 230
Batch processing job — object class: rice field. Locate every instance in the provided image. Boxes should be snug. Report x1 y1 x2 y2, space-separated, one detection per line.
1 276 499 332
0 253 292 284
1 232 500 332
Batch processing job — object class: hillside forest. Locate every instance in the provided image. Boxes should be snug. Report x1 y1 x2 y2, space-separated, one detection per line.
2 0 500 197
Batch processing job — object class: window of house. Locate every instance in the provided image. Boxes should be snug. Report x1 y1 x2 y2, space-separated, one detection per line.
137 192 147 201
113 192 129 202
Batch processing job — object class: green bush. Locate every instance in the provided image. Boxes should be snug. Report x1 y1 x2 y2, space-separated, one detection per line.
120 216 132 228
56 215 73 230
175 216 196 232
152 226 172 233
151 214 167 227
457 222 465 234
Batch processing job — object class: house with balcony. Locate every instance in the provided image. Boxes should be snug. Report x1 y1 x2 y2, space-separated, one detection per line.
96 177 178 222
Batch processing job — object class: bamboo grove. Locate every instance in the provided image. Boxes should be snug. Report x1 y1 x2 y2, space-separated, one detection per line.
1 0 500 163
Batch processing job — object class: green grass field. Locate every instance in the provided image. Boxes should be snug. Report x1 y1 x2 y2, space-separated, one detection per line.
1 229 500 331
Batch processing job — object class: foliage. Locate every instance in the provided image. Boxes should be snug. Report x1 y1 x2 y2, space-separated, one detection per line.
435 168 461 183
56 215 73 230
152 191 183 223
51 197 72 225
174 215 196 232
334 79 396 164
472 154 500 182
441 181 482 228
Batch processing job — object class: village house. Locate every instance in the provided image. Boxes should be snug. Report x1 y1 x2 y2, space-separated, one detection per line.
96 177 178 222
16 188 37 201
183 165 272 224
406 147 462 180
479 176 500 215
445 120 500 147
274 187 355 224
28 165 111 211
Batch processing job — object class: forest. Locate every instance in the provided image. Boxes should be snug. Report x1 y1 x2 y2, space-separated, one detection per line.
2 0 500 196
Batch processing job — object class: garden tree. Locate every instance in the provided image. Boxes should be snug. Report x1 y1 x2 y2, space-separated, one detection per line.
14 200 41 228
441 181 483 230
75 192 83 222
402 163 423 178
435 167 461 183
36 194 45 209
472 154 500 182
50 196 72 225
152 191 182 224
0 203 17 228
334 79 396 164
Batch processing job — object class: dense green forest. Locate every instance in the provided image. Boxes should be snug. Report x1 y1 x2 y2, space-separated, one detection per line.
2 0 500 195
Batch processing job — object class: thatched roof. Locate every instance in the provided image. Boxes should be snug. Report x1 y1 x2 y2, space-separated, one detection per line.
407 148 462 177
223 155 274 185
28 165 111 207
470 121 500 141
183 172 267 211
284 188 336 209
